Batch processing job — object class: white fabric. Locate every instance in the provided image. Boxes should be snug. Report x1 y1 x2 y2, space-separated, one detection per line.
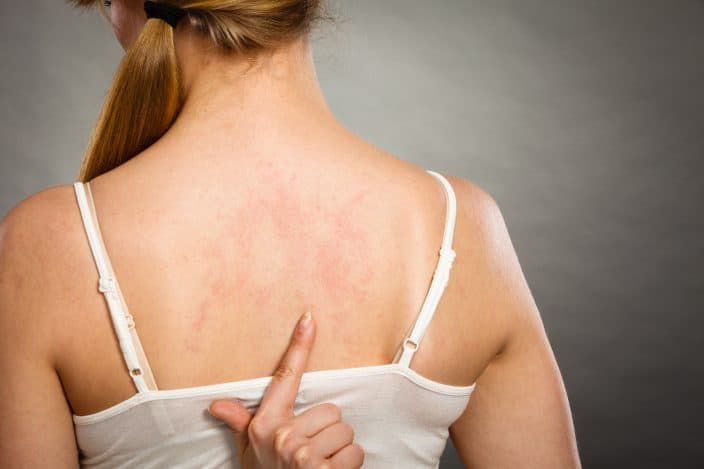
71 169 475 468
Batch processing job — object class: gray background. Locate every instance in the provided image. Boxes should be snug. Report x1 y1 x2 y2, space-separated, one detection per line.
1 1 703 467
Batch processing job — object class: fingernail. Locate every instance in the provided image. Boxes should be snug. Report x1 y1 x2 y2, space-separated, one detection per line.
298 311 313 332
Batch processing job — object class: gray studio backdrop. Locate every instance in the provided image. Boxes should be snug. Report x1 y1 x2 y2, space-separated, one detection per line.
1 1 703 468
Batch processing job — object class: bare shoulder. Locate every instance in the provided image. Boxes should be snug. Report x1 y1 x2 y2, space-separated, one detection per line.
443 173 508 256
1 183 79 236
1 183 81 277
448 172 547 344
0 184 85 359
441 173 529 358
436 173 581 467
0 183 82 466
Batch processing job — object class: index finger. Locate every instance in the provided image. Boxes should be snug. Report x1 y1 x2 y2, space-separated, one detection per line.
257 310 316 419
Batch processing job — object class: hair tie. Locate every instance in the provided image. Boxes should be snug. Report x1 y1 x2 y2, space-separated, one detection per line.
144 1 186 28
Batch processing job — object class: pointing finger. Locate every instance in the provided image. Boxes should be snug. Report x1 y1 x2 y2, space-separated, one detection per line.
256 310 315 420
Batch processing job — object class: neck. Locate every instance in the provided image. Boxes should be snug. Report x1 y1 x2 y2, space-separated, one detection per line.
151 31 344 166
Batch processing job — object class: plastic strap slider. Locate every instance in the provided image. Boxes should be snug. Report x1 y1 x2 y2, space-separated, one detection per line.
98 276 117 294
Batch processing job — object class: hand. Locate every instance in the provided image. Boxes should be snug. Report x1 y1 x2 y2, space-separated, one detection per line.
208 311 365 469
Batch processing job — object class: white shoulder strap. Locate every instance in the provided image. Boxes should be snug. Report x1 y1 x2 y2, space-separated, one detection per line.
73 181 158 392
395 170 458 369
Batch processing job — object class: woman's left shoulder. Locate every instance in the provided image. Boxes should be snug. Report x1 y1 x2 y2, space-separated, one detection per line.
0 183 82 466
1 183 81 261
0 183 85 338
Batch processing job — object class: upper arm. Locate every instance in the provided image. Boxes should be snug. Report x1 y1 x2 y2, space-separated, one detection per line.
0 187 80 468
448 179 581 468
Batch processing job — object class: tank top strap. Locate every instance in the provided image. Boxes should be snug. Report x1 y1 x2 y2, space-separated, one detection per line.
73 181 158 393
393 170 458 369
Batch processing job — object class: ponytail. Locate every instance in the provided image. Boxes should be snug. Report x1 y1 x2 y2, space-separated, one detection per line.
77 18 183 182
72 0 333 182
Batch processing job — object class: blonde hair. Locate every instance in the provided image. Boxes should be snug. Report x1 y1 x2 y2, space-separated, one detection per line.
70 0 333 182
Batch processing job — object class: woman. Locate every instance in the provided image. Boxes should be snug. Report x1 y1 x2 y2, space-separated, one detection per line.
0 0 581 467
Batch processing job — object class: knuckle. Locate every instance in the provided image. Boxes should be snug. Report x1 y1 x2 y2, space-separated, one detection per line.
248 419 269 443
292 444 313 467
322 402 342 421
318 461 334 469
273 425 296 455
274 365 295 380
341 422 355 441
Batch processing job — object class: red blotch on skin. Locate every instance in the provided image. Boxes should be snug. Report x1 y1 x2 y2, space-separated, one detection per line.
185 275 222 353
192 302 210 333
308 188 375 303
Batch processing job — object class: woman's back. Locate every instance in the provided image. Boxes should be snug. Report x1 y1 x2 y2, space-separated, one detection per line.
58 133 491 415
50 2 493 426
0 1 582 467
52 135 495 466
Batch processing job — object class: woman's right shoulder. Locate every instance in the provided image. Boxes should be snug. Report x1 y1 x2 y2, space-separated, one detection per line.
443 173 582 468
438 172 525 358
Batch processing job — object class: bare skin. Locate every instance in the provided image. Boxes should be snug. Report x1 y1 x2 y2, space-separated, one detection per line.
0 0 582 467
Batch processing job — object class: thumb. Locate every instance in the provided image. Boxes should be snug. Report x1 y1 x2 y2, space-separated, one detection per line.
209 399 253 454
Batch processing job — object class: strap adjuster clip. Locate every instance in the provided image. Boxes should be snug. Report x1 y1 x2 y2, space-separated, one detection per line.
98 276 117 294
125 312 136 329
403 338 418 351
439 247 456 262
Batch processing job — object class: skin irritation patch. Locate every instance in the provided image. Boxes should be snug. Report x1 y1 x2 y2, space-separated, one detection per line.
311 190 375 304
210 163 376 314
186 229 245 351
182 161 384 359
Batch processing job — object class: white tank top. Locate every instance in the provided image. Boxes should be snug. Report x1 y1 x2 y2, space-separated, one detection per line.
71 169 475 468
